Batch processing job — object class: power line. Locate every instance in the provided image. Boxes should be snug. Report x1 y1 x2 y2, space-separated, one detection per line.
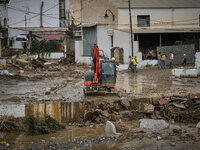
8 3 59 26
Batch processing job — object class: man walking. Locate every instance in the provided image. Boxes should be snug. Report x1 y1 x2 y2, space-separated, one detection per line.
157 52 161 69
182 54 187 68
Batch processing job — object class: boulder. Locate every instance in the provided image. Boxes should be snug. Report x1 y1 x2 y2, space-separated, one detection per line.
105 121 117 134
139 119 169 130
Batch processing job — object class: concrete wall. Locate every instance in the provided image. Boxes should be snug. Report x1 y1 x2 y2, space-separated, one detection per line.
0 104 25 117
157 44 195 65
97 26 111 59
75 40 92 64
113 29 130 63
69 0 118 26
8 0 63 27
195 52 200 74
118 8 200 28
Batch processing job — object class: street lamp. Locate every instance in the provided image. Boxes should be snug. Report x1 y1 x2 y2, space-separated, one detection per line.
104 9 115 21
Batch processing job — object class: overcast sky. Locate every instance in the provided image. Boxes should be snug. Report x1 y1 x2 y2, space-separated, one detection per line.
7 0 68 27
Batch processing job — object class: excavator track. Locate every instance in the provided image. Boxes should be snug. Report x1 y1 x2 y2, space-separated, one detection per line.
83 87 118 96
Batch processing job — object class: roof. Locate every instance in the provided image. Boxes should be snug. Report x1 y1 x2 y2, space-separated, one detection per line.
35 34 65 40
116 27 200 34
108 0 200 8
12 27 68 32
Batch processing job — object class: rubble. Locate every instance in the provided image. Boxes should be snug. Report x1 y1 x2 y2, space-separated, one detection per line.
139 103 154 114
160 96 200 123
0 59 6 70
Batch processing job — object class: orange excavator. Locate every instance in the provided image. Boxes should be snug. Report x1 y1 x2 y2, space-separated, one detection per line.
83 44 117 95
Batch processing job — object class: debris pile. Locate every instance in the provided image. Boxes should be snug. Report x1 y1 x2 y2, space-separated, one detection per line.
25 115 65 135
59 51 75 65
160 96 200 123
6 53 75 71
0 116 23 132
0 115 65 135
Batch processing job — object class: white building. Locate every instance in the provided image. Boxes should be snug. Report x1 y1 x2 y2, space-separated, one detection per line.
73 0 200 67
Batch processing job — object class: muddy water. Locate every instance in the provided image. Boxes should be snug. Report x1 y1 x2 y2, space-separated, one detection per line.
117 68 200 98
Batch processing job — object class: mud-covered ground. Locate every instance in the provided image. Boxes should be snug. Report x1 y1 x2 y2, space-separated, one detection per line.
0 64 200 150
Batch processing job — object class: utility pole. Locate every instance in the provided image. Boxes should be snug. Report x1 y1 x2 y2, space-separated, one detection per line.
59 0 66 27
128 0 134 57
40 1 44 27
25 15 27 32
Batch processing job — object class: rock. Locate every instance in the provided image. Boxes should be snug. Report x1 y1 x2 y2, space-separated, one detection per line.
19 54 29 60
16 58 30 66
105 121 117 134
139 119 169 130
50 137 56 140
45 91 51 95
157 136 162 140
102 110 110 118
170 142 176 146
11 55 17 60
196 122 200 128
139 103 154 114
169 125 182 131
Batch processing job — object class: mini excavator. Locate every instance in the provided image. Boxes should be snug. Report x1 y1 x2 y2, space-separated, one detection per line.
83 44 117 95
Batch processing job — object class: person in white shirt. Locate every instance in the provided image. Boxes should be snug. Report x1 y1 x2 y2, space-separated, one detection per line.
170 52 174 68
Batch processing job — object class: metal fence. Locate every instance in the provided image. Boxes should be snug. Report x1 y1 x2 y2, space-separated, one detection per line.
157 44 195 65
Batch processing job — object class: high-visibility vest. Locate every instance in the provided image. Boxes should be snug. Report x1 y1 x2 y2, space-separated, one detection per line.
131 58 137 65
112 57 115 60
162 55 166 61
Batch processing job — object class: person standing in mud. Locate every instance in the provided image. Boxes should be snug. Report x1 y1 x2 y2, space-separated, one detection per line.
157 52 161 69
169 52 174 68
182 53 187 68
161 53 167 69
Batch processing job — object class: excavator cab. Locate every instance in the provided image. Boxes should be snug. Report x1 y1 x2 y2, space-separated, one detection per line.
100 60 116 86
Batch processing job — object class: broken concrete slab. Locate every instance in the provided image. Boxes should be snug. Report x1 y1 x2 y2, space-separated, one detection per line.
139 119 169 130
105 121 117 134
139 103 154 114
172 68 198 77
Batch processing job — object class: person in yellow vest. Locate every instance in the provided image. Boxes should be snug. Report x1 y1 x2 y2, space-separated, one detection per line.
111 57 115 60
131 57 137 72
161 53 167 68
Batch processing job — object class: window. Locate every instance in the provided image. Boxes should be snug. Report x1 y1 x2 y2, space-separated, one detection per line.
137 15 150 27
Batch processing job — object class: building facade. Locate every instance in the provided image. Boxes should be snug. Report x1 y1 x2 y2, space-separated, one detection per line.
72 0 200 66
